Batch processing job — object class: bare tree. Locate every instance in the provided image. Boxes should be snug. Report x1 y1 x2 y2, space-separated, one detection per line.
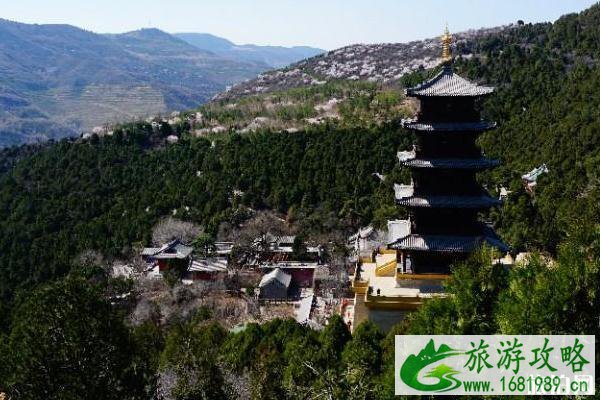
216 220 235 241
75 250 114 280
156 369 177 400
128 253 148 274
312 233 350 305
76 249 106 267
130 298 161 326
152 217 203 245
222 367 251 400
229 211 291 265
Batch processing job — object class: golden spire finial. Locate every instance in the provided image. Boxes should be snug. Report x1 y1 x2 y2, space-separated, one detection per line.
441 24 452 63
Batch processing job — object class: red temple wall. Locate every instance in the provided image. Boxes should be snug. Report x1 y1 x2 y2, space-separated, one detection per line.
288 269 314 287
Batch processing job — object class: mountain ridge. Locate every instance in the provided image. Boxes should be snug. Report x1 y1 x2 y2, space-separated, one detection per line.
174 32 324 68
0 21 277 147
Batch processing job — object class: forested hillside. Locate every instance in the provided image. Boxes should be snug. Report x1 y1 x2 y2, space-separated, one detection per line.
461 5 600 251
1 4 600 399
0 123 408 325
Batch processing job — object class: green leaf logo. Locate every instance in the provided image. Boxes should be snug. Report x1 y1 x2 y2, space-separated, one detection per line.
400 339 464 392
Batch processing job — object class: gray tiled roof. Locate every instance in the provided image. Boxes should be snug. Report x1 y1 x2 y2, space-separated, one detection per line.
389 233 508 253
387 219 411 244
259 262 319 269
396 192 501 209
348 226 376 242
402 119 497 132
189 258 228 273
259 268 292 288
522 163 549 183
142 239 193 259
406 66 494 97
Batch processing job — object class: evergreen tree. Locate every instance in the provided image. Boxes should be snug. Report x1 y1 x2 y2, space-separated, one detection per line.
6 277 132 400
160 320 230 399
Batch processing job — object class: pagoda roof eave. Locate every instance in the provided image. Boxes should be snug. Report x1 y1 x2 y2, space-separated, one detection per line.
389 233 509 253
395 192 501 209
408 91 495 99
405 65 495 98
398 155 500 170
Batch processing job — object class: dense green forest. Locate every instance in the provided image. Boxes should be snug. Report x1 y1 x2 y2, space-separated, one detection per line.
1 4 600 399
458 6 600 252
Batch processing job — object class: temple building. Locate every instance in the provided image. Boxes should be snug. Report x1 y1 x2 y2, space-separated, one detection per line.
141 239 194 273
350 28 508 332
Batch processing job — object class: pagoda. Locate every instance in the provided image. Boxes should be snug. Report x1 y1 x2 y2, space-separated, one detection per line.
348 29 508 331
389 28 508 273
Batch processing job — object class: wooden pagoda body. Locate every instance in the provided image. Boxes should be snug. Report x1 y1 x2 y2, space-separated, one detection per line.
390 65 508 273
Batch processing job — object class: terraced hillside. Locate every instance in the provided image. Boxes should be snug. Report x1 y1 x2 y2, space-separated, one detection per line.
0 22 266 147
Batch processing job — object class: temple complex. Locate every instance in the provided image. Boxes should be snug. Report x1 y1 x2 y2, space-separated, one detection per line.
350 28 507 331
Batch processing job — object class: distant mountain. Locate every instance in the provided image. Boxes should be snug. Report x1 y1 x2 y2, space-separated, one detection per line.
175 33 236 53
175 33 324 68
0 21 266 147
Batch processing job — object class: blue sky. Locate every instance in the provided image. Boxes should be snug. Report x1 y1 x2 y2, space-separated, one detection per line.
2 0 597 49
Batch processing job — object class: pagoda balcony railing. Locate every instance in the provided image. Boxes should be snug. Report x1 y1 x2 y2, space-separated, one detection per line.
400 156 500 170
396 194 501 209
402 119 497 132
365 291 423 302
364 288 445 309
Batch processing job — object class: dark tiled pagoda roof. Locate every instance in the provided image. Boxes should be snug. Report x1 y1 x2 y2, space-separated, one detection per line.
395 190 501 209
389 233 509 253
402 119 497 132
406 65 494 97
397 151 499 170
